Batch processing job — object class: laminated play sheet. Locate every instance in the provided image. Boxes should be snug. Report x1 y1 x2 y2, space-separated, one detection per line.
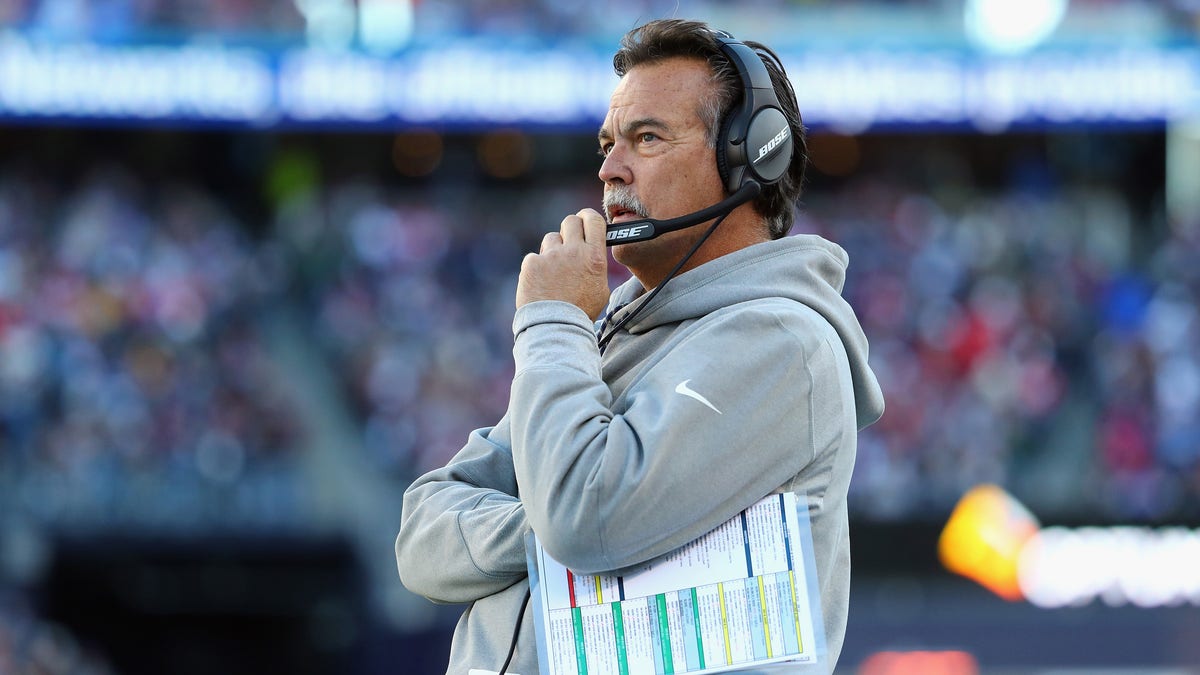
526 492 825 675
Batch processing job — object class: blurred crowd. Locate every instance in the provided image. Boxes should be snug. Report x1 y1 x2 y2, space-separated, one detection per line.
800 173 1200 522
273 176 523 477
0 165 306 533
0 0 305 42
2 0 1197 46
1 133 1198 541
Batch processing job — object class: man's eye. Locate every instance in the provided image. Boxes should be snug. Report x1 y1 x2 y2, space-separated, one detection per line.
639 133 658 143
598 144 613 157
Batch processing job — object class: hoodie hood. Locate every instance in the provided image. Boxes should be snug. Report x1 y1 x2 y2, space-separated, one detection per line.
606 234 885 429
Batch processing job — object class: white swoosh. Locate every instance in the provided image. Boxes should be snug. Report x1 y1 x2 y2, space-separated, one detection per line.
675 379 722 414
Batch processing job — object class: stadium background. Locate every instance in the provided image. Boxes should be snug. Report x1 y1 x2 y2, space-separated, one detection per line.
1 0 1199 673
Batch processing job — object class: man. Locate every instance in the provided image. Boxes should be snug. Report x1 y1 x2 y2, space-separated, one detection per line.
396 19 884 675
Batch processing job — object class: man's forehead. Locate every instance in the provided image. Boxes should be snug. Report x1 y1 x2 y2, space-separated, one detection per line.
601 58 713 132
611 57 713 100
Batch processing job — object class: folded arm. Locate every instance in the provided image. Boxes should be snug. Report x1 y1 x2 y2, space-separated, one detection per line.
395 418 530 604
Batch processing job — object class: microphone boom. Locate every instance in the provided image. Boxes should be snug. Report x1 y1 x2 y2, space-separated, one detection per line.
604 182 762 246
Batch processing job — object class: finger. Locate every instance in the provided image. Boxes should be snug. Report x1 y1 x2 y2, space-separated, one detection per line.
576 208 607 246
559 214 585 245
539 231 562 254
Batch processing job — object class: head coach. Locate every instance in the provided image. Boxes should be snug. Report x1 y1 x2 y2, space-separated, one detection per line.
396 18 885 675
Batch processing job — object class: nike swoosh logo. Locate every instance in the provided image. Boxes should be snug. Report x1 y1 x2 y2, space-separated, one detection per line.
674 379 722 414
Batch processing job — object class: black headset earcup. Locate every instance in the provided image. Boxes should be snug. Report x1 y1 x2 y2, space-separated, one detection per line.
743 106 793 186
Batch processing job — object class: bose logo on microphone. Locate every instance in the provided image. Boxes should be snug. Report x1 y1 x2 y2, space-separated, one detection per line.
754 126 790 163
607 224 651 242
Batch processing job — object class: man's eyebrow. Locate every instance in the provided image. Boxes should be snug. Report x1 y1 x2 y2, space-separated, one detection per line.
598 117 672 144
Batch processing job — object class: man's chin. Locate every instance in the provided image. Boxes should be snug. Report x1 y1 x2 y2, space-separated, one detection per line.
608 238 645 265
610 232 671 266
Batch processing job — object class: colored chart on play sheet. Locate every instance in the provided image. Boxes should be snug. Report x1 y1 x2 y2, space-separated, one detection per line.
530 493 820 675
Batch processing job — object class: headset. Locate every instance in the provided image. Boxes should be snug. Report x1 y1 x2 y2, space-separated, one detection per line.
714 33 795 195
604 31 796 246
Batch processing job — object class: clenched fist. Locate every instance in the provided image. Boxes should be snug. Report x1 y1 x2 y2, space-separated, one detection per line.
516 208 610 320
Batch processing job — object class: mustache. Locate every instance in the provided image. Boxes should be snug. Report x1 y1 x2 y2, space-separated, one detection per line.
601 185 649 224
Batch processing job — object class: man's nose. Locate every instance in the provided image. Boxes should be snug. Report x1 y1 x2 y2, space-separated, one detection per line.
598 145 631 185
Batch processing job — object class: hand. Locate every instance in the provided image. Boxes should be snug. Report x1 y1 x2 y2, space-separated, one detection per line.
516 208 610 320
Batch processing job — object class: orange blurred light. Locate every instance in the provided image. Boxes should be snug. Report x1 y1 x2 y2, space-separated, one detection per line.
859 649 979 675
477 129 532 179
392 128 443 177
808 133 861 177
938 484 1039 601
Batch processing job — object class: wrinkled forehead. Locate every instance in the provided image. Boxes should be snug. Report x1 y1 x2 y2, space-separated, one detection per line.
603 58 715 128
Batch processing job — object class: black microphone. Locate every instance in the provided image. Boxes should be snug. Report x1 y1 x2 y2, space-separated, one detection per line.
604 181 762 246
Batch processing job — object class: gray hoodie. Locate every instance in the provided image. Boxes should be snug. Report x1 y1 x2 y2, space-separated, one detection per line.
396 234 885 675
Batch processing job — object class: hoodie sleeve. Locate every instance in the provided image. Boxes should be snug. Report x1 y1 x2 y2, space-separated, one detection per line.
395 416 530 604
509 298 852 574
